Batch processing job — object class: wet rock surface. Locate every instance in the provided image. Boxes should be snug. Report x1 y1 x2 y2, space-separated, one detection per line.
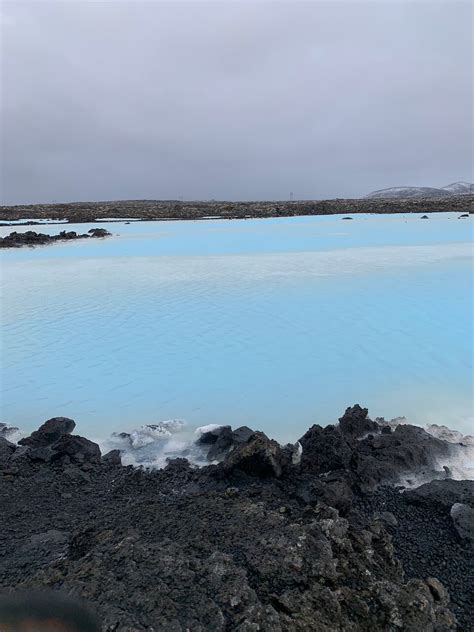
0 228 111 248
0 405 472 630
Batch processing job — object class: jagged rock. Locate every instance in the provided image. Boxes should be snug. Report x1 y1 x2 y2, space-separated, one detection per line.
0 408 469 629
223 432 287 478
339 404 378 438
205 427 233 461
300 407 455 490
88 228 110 237
27 446 54 463
14 530 70 574
50 434 101 464
197 425 232 445
353 424 454 489
231 425 255 444
102 449 122 466
299 424 352 475
426 577 450 605
296 477 354 515
196 425 257 462
299 425 352 474
19 417 76 448
0 437 15 466
450 503 474 541
58 230 78 239
0 228 111 249
207 426 256 462
6 445 30 468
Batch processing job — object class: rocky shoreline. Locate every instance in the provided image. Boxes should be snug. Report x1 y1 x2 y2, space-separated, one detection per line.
0 228 111 249
0 196 472 224
0 405 473 630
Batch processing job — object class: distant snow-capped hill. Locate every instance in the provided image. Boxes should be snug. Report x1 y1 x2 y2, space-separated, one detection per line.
441 181 473 195
365 186 452 199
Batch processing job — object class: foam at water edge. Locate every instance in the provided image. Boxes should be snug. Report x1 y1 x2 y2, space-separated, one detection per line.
98 419 209 469
195 424 226 435
95 417 474 481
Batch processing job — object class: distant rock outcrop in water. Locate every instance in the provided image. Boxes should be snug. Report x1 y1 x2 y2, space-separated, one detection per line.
1 404 473 629
0 227 111 248
365 181 474 199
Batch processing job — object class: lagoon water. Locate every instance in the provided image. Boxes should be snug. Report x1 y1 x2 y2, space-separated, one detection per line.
1 213 472 445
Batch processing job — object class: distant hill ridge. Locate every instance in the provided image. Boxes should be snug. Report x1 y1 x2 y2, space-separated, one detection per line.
366 181 473 199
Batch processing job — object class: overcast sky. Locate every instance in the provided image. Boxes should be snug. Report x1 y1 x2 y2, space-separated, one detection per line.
1 1 472 204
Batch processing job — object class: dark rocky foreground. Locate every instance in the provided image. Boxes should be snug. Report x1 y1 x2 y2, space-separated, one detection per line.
0 228 111 248
0 406 473 631
0 196 472 224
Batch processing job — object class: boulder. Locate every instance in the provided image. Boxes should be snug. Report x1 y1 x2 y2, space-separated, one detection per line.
88 228 111 238
197 425 231 445
50 434 101 465
205 427 233 461
231 426 255 444
223 432 287 478
207 426 256 462
339 404 379 438
296 477 354 515
102 449 122 466
300 407 455 490
353 424 453 489
19 417 76 448
299 424 352 475
58 230 78 239
450 503 474 541
374 511 398 527
196 425 257 462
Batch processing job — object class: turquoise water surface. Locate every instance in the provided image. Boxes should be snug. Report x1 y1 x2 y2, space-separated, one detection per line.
1 212 472 442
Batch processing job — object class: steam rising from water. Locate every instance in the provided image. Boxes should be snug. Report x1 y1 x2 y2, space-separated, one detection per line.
95 417 474 480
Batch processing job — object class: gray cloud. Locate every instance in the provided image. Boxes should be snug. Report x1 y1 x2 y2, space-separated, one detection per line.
1 1 472 204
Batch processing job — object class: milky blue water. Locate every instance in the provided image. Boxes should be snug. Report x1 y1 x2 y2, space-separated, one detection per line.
1 213 472 442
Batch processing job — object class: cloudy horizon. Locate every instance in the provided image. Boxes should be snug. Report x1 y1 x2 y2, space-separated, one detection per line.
1 1 472 205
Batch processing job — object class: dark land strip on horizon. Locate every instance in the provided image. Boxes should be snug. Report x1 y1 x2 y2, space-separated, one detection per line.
0 196 472 225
